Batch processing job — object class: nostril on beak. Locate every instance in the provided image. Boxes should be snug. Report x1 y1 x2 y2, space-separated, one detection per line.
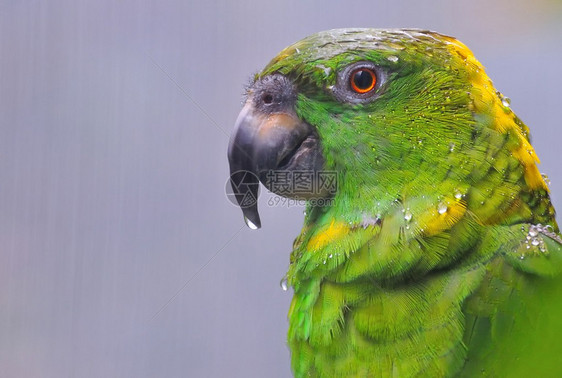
262 93 274 104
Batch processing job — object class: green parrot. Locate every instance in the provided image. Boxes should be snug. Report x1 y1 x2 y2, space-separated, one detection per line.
227 29 562 377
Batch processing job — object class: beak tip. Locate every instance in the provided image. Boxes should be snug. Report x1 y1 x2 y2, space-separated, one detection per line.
228 169 262 229
242 206 261 230
244 216 261 230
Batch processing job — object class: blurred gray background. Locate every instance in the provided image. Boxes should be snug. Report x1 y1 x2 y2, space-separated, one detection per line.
1 1 561 377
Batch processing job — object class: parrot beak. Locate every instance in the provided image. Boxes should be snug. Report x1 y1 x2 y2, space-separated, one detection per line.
227 75 324 228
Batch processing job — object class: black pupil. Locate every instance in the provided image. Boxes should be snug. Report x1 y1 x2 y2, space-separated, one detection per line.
353 70 373 90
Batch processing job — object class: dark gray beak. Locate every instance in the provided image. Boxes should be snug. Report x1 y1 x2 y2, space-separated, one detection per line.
227 74 324 228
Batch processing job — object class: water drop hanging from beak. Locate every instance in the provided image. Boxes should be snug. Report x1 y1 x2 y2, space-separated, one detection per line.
244 215 259 230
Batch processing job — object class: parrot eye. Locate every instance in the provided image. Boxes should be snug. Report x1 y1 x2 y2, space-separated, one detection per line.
350 68 376 94
333 61 383 104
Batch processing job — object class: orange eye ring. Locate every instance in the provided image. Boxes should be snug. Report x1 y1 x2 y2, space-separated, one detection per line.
349 68 377 94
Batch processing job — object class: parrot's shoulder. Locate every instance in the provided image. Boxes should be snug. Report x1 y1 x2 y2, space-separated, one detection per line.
488 222 562 277
460 222 562 376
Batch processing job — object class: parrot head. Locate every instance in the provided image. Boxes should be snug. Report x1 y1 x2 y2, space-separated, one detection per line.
228 28 546 230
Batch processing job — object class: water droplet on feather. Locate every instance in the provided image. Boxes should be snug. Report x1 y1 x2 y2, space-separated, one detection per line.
404 211 413 221
531 238 540 246
280 277 288 291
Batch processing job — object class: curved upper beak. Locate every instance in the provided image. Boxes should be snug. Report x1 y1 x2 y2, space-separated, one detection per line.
227 81 323 228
